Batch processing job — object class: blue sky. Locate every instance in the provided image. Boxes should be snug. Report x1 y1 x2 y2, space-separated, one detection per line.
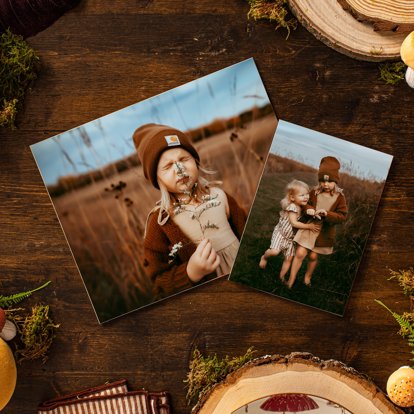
31 58 271 186
271 120 393 182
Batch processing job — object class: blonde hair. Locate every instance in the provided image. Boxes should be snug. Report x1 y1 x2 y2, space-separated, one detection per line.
280 179 309 210
156 164 217 225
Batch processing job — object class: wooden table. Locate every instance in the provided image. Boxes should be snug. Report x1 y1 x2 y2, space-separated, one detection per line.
1 1 413 413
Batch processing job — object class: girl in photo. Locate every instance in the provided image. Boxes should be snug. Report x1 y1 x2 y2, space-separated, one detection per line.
132 123 247 299
286 156 348 288
259 179 321 283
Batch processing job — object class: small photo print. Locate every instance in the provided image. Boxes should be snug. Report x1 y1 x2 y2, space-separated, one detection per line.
31 58 277 323
229 120 393 316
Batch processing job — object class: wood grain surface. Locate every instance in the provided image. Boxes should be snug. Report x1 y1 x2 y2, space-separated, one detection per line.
1 1 413 413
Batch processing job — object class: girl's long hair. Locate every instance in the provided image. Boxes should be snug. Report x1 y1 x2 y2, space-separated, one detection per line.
156 164 218 225
280 179 309 210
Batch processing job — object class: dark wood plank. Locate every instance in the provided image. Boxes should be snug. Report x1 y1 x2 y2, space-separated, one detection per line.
1 1 413 413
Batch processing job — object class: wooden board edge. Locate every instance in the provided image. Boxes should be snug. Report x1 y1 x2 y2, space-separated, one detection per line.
192 352 404 414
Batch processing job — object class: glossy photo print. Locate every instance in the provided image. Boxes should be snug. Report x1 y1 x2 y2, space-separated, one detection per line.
229 120 393 315
31 58 277 323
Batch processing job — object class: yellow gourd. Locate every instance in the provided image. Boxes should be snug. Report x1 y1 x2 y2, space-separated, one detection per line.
0 338 17 410
386 366 414 408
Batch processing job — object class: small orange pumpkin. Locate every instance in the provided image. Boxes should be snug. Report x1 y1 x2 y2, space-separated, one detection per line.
0 338 17 410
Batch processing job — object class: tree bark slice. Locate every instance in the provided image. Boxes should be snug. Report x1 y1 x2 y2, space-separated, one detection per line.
193 352 403 414
337 0 414 33
287 0 407 61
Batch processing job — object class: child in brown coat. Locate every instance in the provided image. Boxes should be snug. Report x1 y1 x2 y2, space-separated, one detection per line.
286 156 348 288
132 123 246 299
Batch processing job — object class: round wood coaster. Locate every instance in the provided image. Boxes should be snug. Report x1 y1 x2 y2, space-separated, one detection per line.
287 0 408 61
193 353 403 414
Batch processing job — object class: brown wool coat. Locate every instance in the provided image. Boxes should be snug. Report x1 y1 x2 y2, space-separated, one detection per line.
143 192 247 299
305 188 348 248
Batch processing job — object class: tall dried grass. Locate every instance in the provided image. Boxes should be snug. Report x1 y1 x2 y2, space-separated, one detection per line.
50 111 277 322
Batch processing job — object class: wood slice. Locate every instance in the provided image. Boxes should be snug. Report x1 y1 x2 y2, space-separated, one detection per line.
193 353 403 414
287 0 408 61
337 0 414 33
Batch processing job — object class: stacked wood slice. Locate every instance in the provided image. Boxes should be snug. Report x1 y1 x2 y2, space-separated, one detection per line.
337 0 414 33
288 0 408 61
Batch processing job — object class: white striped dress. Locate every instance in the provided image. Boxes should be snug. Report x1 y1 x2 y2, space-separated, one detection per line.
269 203 300 257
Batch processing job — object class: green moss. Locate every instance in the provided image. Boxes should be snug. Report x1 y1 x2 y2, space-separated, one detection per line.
0 29 39 129
388 267 414 296
378 61 407 85
185 347 256 405
247 0 297 39
11 304 60 363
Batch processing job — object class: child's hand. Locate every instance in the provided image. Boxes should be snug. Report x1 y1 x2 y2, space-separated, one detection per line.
306 208 316 216
316 209 328 217
187 238 220 283
307 222 321 233
306 208 321 219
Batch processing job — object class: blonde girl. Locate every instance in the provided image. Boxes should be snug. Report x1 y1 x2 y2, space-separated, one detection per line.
133 123 246 300
259 179 320 283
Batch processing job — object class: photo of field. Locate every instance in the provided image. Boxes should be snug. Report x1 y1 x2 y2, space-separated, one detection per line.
230 120 393 316
31 59 277 323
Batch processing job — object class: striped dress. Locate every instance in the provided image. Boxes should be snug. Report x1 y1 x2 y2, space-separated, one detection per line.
269 203 300 257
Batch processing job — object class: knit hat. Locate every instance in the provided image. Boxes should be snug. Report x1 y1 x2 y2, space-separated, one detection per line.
318 156 340 183
132 123 200 189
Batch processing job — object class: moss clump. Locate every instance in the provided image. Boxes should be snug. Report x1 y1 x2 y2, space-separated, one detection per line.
9 304 60 363
185 347 256 405
0 98 18 127
388 267 414 296
247 0 297 39
0 29 39 129
379 61 407 85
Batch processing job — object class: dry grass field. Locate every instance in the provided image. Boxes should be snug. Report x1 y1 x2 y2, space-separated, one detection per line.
51 113 278 322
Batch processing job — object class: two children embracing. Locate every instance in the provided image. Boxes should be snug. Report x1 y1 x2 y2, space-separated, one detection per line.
259 156 348 288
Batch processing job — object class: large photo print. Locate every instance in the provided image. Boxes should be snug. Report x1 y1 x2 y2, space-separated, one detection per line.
31 59 277 323
230 120 393 315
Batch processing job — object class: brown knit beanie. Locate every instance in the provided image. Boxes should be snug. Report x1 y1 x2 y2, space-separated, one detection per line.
318 156 340 183
132 123 200 189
